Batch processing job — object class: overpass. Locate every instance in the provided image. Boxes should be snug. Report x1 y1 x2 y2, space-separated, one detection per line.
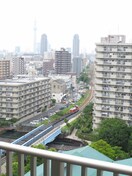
12 124 61 146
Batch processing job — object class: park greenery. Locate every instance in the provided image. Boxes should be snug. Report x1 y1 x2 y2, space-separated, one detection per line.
77 66 90 84
62 102 132 160
0 118 17 127
61 103 93 137
90 139 129 160
40 89 90 126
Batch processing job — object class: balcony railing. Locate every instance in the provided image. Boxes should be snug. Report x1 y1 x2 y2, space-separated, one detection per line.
0 141 132 176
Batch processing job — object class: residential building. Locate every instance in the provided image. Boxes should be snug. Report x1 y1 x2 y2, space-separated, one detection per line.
0 76 51 119
0 59 10 79
40 34 48 55
73 34 80 57
43 59 54 76
93 35 132 129
12 57 25 76
55 48 71 74
73 56 82 77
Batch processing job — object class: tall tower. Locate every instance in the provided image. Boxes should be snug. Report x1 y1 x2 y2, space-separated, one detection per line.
73 34 80 57
40 34 48 55
93 35 132 129
33 20 37 54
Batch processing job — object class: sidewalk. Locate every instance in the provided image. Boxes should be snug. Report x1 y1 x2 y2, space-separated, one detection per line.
66 129 82 141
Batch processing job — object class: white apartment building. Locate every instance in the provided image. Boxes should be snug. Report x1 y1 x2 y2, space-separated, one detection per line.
0 76 51 119
93 35 132 129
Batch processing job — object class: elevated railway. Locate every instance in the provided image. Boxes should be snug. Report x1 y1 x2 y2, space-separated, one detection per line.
1 88 94 150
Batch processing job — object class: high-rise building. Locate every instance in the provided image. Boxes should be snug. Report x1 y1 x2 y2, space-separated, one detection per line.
0 60 10 79
13 57 25 76
33 20 37 54
93 35 132 129
40 34 48 55
0 76 51 119
55 48 71 74
73 34 80 57
73 56 82 77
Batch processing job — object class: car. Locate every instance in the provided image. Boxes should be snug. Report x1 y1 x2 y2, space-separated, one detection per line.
42 117 48 121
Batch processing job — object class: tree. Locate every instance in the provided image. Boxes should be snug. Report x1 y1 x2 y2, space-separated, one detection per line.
90 139 129 160
90 139 115 159
12 162 18 176
75 103 93 139
112 146 129 160
64 118 70 127
97 118 130 151
51 99 56 106
32 144 46 150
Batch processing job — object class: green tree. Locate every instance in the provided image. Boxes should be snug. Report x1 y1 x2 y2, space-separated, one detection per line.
90 139 116 159
112 146 129 160
51 99 56 106
75 103 93 139
64 118 70 127
97 118 129 151
12 162 18 176
48 147 57 152
32 144 46 150
90 139 129 160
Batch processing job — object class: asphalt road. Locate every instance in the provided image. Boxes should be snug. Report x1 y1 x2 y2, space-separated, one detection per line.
16 103 67 126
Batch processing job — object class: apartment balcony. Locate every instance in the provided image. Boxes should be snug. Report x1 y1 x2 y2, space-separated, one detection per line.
0 141 132 176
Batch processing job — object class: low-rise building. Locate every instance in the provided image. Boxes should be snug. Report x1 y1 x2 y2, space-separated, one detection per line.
51 79 66 103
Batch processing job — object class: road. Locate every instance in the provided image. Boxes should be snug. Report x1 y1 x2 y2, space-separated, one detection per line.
15 103 66 127
15 87 94 128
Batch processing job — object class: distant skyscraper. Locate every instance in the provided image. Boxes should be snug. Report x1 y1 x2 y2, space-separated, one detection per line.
33 20 37 54
73 34 80 57
40 34 48 55
73 56 82 77
15 46 21 55
55 48 71 74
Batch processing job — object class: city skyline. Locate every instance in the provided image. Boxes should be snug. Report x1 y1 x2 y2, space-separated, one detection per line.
0 0 132 52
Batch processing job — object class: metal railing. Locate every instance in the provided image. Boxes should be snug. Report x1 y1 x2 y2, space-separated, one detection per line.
0 141 132 176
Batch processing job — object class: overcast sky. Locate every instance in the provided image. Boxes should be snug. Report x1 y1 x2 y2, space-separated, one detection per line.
0 0 132 52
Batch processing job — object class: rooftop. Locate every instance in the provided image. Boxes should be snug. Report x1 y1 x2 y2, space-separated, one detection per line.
0 76 49 85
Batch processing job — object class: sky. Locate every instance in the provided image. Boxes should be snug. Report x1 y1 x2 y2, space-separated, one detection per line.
1 0 132 53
